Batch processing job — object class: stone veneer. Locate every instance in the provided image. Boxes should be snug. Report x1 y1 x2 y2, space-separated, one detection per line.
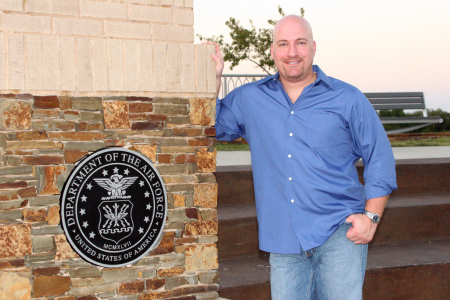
0 93 219 300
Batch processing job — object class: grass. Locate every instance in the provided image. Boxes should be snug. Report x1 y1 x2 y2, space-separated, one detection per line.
215 137 450 151
389 137 450 147
214 144 250 151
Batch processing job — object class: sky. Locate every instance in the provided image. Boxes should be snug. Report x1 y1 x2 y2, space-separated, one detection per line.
194 0 450 111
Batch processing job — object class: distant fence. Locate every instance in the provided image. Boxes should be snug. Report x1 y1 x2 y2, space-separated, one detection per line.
220 74 269 98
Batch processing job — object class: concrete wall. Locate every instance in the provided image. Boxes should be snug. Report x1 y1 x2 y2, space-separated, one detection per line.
0 1 219 300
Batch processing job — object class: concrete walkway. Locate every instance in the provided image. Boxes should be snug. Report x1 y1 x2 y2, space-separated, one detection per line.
216 146 450 167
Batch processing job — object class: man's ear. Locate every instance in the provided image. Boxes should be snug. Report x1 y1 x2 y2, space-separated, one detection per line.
270 43 274 59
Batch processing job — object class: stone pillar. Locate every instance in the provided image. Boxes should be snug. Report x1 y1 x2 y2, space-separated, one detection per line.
0 1 219 300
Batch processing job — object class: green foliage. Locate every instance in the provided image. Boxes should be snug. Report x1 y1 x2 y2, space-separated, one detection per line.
379 109 407 118
197 6 305 75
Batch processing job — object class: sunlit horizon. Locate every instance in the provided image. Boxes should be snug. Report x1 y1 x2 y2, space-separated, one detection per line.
194 0 450 111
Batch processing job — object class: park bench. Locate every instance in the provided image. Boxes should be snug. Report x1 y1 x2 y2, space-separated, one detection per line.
363 92 443 134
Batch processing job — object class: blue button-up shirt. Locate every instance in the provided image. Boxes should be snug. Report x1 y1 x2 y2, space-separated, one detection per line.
215 65 397 252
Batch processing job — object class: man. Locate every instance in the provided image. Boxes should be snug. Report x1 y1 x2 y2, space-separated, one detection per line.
210 15 397 299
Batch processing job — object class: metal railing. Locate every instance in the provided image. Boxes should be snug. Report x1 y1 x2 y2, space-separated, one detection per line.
220 74 269 98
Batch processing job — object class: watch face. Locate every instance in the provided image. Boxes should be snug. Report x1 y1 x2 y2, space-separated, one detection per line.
372 215 380 223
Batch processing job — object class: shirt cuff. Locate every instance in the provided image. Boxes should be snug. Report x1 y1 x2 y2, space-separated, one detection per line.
364 178 397 200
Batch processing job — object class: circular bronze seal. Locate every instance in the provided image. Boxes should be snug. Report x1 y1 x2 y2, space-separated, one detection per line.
60 147 167 267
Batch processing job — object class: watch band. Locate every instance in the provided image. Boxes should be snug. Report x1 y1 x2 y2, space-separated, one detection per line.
364 210 380 224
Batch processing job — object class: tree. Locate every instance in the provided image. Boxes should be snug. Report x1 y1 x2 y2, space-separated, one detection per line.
197 6 305 75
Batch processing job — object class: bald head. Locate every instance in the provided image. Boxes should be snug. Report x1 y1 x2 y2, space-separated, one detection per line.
270 15 316 86
273 15 313 43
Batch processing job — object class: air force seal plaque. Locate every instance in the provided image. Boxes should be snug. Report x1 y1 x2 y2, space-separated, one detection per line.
60 147 167 267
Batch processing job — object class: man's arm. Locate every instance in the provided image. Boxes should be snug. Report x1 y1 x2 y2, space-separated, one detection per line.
345 90 397 245
345 195 389 244
204 41 244 142
204 42 224 99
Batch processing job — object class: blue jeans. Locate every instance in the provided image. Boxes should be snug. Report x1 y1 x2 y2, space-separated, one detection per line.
269 222 368 300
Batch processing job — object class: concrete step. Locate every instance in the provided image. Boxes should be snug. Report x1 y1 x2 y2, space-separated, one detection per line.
364 239 450 299
218 239 450 300
215 166 254 206
218 204 258 259
383 158 450 195
218 252 270 300
218 193 450 259
215 159 450 206
372 193 450 244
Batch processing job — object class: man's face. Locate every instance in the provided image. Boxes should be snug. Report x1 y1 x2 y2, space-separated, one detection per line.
271 18 316 84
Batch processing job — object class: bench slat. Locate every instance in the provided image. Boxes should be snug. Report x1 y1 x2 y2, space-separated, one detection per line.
372 104 426 110
369 98 424 104
364 92 424 98
380 116 442 124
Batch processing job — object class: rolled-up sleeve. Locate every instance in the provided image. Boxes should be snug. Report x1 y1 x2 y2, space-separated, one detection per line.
348 90 397 200
215 89 246 141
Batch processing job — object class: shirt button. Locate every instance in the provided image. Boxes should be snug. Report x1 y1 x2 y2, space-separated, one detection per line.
291 111 294 114
288 154 292 158
291 199 295 203
289 177 292 181
289 133 293 136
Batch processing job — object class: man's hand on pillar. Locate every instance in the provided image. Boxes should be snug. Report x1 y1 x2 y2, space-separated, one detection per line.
203 41 224 99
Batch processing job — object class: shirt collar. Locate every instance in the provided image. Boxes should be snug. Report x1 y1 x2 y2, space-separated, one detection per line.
257 65 335 91
256 73 279 85
313 65 334 91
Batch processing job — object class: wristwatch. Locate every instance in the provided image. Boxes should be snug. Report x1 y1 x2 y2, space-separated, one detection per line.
363 210 380 224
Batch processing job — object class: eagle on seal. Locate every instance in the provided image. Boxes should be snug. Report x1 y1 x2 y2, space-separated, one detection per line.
94 174 138 197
